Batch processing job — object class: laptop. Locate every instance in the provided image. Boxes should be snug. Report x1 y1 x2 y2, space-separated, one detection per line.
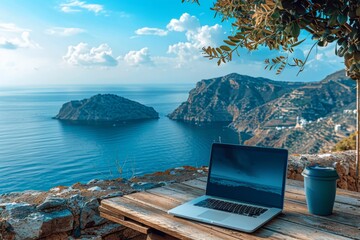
168 143 288 233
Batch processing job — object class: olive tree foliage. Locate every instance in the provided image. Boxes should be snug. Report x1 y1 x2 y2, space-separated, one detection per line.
183 0 360 80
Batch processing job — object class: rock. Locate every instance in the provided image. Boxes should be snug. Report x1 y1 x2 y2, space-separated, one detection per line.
103 227 144 240
1 203 36 219
4 209 73 239
37 197 67 212
88 186 102 192
0 219 15 240
80 198 106 229
130 182 158 191
67 194 85 234
56 188 80 197
175 167 185 170
7 212 43 239
67 194 85 215
100 191 123 200
87 179 99 185
54 94 159 123
76 236 102 240
42 232 68 240
119 178 129 183
158 181 170 186
50 187 61 192
287 150 358 191
39 209 74 238
80 222 123 238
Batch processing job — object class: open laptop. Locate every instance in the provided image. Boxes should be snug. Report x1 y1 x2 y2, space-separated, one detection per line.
168 143 288 233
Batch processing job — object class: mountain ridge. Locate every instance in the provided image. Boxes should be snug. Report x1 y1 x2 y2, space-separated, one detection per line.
169 70 356 153
168 73 305 123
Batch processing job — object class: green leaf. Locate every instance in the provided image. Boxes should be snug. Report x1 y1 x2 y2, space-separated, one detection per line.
220 45 232 51
290 38 306 48
211 48 218 57
328 14 337 26
291 23 300 38
271 11 280 19
228 36 240 43
337 15 347 25
224 40 237 46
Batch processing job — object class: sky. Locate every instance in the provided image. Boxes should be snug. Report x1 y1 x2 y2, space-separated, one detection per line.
0 0 345 86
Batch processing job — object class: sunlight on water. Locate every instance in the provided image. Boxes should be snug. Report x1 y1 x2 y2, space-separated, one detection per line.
0 85 239 193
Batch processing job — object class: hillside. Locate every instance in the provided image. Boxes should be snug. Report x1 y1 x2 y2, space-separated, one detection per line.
232 70 355 133
169 70 356 153
168 73 304 123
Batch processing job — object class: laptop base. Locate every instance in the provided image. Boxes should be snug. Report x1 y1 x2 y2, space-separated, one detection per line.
168 195 282 233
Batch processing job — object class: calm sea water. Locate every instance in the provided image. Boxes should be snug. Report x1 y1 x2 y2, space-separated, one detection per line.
0 85 239 194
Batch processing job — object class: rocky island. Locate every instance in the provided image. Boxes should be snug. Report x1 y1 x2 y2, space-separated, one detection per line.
54 94 159 123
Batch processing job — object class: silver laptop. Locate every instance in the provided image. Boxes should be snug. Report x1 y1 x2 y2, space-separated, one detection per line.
168 143 288 233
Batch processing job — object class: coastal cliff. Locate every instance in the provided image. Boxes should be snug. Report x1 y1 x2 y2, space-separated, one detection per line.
54 94 159 123
169 70 355 153
168 73 304 123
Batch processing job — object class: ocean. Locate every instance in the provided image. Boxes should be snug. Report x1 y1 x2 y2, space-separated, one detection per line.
0 85 239 194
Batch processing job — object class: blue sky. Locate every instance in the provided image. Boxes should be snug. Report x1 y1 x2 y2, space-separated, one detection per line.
0 0 344 86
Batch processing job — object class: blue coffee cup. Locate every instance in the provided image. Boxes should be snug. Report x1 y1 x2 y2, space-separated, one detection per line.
301 165 339 216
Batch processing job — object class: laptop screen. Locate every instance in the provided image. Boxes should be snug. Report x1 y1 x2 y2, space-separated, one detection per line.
206 143 288 209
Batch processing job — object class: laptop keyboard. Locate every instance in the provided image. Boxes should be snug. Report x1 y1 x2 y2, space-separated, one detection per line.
195 198 268 217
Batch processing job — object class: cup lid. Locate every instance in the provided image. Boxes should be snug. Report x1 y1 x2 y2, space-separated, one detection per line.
302 165 339 179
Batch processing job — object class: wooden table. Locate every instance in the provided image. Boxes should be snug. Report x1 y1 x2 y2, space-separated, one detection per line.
100 177 360 240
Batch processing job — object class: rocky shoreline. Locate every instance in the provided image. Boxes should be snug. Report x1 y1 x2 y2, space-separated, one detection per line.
1 151 358 239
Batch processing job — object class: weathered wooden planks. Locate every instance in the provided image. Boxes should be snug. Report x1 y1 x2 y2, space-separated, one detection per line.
102 197 242 240
100 206 151 234
122 190 297 240
100 178 360 240
163 182 359 240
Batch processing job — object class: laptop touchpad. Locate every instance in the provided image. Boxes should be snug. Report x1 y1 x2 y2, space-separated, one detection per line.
198 210 229 221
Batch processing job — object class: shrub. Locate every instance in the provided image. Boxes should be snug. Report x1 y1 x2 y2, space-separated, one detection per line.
332 132 356 151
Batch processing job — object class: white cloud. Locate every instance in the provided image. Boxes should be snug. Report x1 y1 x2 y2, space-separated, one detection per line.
165 13 224 67
0 23 30 33
63 42 118 67
60 0 104 14
45 27 86 37
129 13 224 68
135 27 168 36
315 53 323 60
167 13 200 32
189 24 223 47
118 11 131 18
124 47 153 67
0 32 39 50
167 42 200 67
